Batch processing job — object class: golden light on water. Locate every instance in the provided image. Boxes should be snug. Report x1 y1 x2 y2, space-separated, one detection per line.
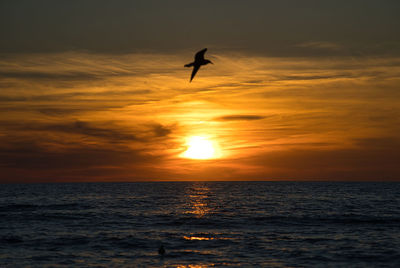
182 136 221 160
176 265 210 268
185 184 211 217
183 236 215 241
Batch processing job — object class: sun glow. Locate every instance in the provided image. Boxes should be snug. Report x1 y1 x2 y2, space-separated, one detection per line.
183 136 218 160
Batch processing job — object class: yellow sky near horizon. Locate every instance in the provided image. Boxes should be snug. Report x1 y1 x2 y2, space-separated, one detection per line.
1 51 400 182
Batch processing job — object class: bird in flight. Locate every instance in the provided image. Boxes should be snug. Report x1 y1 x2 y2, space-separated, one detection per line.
184 48 213 82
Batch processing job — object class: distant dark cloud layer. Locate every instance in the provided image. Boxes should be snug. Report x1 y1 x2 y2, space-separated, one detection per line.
1 0 400 56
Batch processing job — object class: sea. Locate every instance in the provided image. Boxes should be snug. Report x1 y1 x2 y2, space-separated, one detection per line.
1 182 400 267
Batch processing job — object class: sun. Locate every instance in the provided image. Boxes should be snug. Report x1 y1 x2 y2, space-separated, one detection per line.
182 136 218 160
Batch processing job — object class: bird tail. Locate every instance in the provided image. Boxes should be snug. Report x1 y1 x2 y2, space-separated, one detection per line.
184 62 194 67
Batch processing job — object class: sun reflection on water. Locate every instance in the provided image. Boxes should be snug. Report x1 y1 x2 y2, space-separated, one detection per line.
183 236 215 241
176 265 211 268
185 183 211 217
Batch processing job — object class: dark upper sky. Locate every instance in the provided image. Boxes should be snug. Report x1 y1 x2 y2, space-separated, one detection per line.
1 0 400 56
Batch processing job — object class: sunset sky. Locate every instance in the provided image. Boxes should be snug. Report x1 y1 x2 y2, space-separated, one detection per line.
1 0 400 182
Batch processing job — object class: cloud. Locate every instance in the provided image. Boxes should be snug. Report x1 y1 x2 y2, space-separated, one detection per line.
0 120 177 182
0 90 152 103
0 137 162 182
215 115 265 121
37 108 92 116
0 70 103 81
353 137 400 149
52 120 141 141
271 73 353 81
296 41 343 51
152 123 173 137
236 136 400 181
1 119 175 144
0 51 399 182
0 95 28 102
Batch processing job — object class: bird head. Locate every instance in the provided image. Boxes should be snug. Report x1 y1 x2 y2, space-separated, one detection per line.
205 60 213 65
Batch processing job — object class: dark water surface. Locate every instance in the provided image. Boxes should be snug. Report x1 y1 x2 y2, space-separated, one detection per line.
1 182 400 267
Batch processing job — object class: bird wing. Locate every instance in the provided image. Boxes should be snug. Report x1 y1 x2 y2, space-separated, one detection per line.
195 48 207 61
190 65 200 82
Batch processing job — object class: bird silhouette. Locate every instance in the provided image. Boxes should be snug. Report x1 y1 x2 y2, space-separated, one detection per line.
184 48 213 82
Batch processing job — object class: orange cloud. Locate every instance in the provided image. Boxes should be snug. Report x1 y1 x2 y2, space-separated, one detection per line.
1 52 399 182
